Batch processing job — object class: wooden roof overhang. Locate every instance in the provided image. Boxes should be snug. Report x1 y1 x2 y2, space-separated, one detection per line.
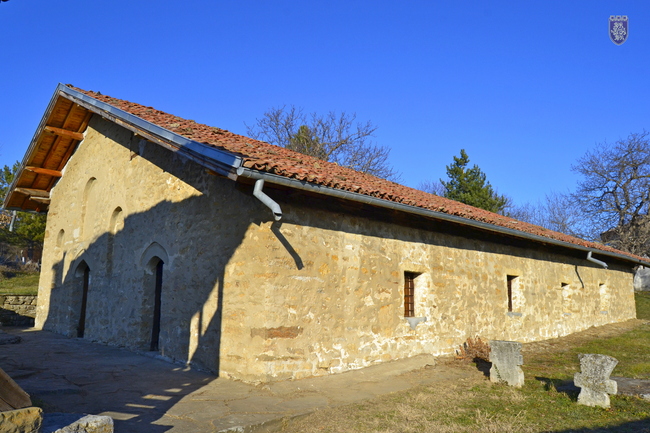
3 84 243 213
4 89 92 213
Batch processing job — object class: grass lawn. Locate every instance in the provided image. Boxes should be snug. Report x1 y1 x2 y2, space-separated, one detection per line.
279 293 650 433
0 269 39 295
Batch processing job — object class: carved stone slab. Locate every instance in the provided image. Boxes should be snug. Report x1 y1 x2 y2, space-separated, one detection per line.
489 340 524 387
574 353 618 408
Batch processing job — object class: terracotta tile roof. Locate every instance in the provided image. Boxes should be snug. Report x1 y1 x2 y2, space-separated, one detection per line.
67 85 647 263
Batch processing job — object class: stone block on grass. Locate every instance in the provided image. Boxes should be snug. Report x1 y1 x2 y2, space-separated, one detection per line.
489 340 524 387
574 353 618 408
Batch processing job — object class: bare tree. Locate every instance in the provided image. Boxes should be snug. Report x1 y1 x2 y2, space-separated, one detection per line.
506 192 589 239
544 192 590 237
418 180 445 196
246 106 399 181
504 200 544 224
571 131 650 255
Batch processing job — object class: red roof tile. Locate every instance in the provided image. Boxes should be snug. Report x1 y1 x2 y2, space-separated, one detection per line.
67 85 647 264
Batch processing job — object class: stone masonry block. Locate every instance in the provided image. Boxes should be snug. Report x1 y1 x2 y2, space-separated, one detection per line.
0 407 43 433
489 340 524 387
574 353 618 408
42 413 114 433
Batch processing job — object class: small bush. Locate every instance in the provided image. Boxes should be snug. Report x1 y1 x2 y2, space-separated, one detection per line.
0 265 16 280
456 336 491 362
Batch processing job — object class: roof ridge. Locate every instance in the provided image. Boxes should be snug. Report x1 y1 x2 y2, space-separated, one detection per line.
65 85 647 263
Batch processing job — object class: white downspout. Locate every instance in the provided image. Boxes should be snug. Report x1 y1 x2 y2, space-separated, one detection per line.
253 179 282 221
587 251 608 269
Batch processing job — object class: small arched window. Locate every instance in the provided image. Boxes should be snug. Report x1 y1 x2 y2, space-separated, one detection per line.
80 178 97 239
106 207 124 275
56 229 65 249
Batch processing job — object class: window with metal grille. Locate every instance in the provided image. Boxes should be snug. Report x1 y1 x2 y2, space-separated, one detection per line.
404 272 418 317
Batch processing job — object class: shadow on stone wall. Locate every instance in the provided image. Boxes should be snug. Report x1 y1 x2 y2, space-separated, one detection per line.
42 192 262 374
39 114 283 377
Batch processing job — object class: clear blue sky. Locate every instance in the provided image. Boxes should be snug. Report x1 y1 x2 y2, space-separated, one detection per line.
1 1 647 207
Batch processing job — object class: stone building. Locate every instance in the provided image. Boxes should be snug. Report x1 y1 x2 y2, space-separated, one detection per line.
5 84 649 382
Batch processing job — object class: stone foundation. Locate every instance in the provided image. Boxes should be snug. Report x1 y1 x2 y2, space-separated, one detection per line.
0 295 37 326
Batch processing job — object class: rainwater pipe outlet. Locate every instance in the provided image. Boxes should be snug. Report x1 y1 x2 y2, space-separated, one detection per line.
587 251 608 269
253 179 282 221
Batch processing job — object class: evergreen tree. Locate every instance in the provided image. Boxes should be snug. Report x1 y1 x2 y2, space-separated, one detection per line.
441 149 507 214
287 125 326 160
0 161 20 199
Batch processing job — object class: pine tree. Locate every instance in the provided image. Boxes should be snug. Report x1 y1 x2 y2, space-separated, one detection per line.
287 125 326 160
441 149 507 214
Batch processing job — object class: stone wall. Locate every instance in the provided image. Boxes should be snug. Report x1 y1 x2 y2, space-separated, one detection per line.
219 204 635 381
35 115 638 383
0 295 37 326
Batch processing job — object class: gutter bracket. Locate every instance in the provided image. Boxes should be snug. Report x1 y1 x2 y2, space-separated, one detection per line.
253 179 282 221
587 251 608 269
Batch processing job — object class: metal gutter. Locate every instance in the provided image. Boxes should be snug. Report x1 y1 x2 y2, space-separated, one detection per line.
57 84 243 179
236 166 650 267
7 84 647 268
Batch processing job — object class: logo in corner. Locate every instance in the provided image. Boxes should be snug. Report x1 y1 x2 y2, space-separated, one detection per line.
609 15 628 45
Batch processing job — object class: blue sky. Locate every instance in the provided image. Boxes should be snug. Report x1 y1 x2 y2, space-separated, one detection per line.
0 1 647 207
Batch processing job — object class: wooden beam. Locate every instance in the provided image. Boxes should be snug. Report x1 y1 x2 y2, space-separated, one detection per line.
0 367 31 410
25 166 62 177
44 125 84 141
29 197 51 204
14 187 49 198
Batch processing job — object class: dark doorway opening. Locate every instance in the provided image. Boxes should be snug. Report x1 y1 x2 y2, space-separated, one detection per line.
150 259 164 351
78 265 89 338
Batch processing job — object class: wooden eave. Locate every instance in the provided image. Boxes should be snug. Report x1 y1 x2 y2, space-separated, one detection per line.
4 84 242 214
4 93 92 213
